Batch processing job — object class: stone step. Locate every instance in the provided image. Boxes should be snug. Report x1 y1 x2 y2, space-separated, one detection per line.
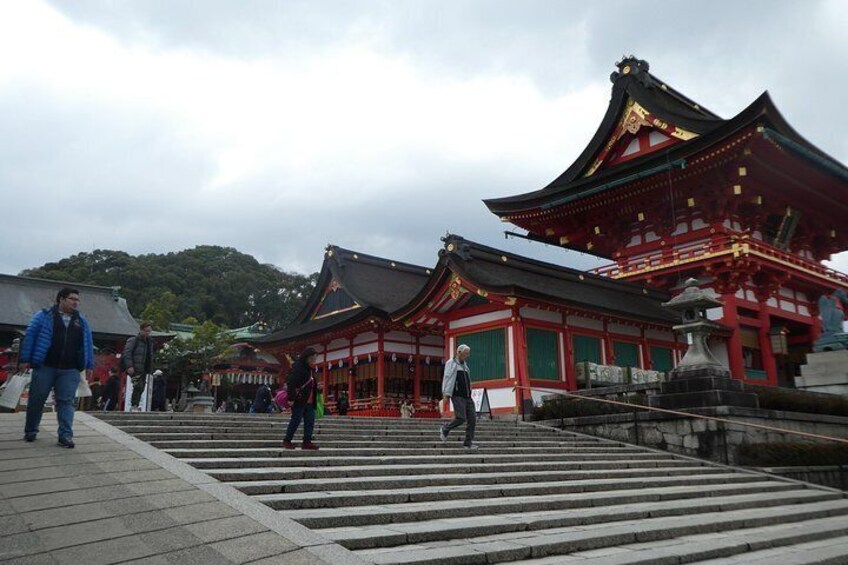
182 452 682 469
256 472 764 511
150 439 627 450
111 425 559 437
519 525 848 564
321 489 840 550
169 449 675 463
203 459 703 480
131 429 575 440
97 416 525 429
285 481 800 529
227 465 729 495
688 531 848 565
354 499 848 564
135 434 604 448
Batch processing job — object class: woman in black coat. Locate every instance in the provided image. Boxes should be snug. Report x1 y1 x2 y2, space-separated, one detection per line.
283 347 319 450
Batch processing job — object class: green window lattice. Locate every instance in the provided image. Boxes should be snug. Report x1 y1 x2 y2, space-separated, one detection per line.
456 328 507 382
572 334 602 364
527 328 559 381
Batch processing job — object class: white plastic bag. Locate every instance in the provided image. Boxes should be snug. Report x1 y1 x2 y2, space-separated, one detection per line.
77 372 93 398
0 371 32 410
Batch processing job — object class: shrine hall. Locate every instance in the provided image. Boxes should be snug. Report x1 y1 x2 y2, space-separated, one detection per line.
256 57 848 415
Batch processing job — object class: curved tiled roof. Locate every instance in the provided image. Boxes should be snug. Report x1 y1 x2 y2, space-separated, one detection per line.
0 274 139 338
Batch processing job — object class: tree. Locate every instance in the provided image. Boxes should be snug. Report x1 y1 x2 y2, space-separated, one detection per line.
20 246 317 329
157 321 234 391
140 291 179 331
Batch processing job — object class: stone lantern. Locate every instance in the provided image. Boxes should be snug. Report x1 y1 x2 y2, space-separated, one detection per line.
650 279 758 409
663 278 728 379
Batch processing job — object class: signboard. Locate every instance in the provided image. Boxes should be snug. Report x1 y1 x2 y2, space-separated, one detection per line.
471 388 492 419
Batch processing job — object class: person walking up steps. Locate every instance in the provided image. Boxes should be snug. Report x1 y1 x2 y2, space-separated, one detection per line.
439 344 478 450
283 347 320 450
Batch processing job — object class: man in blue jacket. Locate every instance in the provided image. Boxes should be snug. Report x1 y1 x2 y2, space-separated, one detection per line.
19 287 95 448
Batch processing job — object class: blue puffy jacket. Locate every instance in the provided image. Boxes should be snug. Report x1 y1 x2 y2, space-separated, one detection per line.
20 306 95 370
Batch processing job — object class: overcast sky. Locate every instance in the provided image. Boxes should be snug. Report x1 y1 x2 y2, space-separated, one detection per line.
2 0 847 280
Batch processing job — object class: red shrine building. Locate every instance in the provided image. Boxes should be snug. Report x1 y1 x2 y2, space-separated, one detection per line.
258 57 848 414
485 57 848 388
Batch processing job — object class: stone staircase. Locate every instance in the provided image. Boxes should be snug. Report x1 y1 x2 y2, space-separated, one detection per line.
94 413 848 564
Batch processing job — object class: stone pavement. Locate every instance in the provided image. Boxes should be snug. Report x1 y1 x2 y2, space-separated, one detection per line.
0 411 366 565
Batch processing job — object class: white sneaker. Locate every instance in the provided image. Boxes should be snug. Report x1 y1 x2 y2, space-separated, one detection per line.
463 443 479 450
438 427 447 442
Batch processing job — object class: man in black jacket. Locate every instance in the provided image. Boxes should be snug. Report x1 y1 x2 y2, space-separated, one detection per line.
283 347 319 450
121 322 155 411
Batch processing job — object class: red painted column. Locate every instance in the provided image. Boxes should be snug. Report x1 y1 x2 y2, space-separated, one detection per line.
413 335 421 405
758 301 778 386
722 294 745 380
377 330 385 408
512 310 531 403
562 323 577 391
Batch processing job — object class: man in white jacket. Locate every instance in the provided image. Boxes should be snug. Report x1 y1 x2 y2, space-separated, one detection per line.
439 344 478 449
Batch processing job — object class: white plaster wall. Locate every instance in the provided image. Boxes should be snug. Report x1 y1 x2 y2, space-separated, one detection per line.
354 332 378 344
567 316 604 331
646 329 674 342
384 331 413 342
608 323 640 337
328 338 348 351
520 307 563 324
449 309 511 330
352 342 379 356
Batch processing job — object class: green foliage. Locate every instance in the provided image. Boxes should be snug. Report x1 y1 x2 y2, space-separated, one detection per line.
157 321 234 386
747 385 848 418
737 442 848 467
533 394 647 420
20 246 317 330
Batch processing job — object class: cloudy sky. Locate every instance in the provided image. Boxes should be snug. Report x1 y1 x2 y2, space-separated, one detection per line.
2 0 847 279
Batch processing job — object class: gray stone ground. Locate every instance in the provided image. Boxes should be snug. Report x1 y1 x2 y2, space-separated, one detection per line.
0 411 369 564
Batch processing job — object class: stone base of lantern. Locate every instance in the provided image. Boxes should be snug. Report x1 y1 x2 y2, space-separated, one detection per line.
649 366 759 410
186 394 215 413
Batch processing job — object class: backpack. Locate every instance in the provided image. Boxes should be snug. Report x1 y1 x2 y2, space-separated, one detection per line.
274 388 288 407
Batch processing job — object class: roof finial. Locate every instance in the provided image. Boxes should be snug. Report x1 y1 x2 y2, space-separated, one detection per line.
610 56 651 86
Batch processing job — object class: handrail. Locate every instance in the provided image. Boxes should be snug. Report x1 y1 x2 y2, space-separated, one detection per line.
514 385 848 446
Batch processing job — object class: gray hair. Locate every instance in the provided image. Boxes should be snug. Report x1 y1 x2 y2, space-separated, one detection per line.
456 344 470 355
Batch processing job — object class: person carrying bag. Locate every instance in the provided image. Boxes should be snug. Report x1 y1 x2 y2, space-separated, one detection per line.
282 347 320 450
0 371 32 411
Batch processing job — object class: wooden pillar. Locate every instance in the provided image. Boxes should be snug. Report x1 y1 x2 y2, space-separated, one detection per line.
758 301 779 386
640 327 650 370
562 322 577 391
512 309 531 402
413 335 421 404
345 338 354 403
722 294 745 380
377 330 385 408
602 319 614 365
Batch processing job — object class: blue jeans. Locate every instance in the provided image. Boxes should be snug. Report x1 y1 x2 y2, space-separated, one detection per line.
285 402 315 443
25 366 79 440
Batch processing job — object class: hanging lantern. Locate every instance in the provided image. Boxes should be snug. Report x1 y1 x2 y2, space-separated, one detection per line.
391 353 397 362
408 355 413 363
354 356 359 365
425 356 430 365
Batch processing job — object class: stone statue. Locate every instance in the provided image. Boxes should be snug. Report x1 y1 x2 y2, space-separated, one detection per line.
814 288 848 352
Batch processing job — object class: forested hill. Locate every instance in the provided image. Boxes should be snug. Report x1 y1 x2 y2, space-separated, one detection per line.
20 246 317 331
